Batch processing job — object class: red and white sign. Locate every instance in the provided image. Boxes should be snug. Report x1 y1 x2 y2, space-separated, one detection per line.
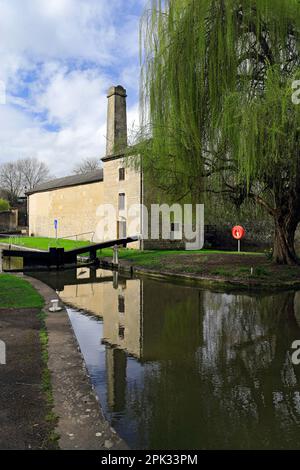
232 225 245 240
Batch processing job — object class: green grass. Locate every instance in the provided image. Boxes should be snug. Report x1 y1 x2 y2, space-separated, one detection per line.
211 268 234 277
0 236 91 251
181 266 204 274
0 236 263 256
0 274 44 308
252 266 271 277
37 310 59 448
98 247 263 264
211 266 271 278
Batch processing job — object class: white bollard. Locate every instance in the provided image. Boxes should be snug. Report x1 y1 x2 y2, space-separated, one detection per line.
0 340 6 365
49 299 62 312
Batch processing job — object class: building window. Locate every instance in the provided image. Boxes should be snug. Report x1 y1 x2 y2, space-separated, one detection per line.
118 325 125 340
119 193 125 211
170 222 180 240
117 220 127 238
119 168 125 181
118 295 125 314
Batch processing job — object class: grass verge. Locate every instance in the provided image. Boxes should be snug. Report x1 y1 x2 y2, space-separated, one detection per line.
0 274 44 308
38 310 60 448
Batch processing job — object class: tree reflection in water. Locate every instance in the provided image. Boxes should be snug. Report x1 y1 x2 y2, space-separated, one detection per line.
126 286 300 449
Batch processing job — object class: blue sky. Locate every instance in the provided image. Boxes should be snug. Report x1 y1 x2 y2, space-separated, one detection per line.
0 0 148 175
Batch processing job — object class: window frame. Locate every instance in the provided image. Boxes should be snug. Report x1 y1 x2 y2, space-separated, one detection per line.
119 167 125 181
118 192 125 211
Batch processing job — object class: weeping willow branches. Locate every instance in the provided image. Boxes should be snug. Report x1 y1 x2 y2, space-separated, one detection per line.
128 0 300 263
132 0 300 205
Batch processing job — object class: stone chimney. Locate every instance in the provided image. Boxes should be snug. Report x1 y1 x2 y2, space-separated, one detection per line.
106 85 127 156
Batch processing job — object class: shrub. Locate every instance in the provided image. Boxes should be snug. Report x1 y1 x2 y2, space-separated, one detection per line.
253 266 270 277
0 198 10 212
264 248 273 260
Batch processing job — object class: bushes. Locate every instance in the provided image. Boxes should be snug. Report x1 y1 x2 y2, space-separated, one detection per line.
0 198 10 212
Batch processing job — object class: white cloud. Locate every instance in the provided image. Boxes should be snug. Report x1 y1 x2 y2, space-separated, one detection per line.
0 0 147 176
0 86 139 176
35 68 108 126
0 0 117 69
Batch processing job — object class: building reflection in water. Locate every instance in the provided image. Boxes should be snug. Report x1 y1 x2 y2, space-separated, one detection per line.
48 268 300 449
58 269 202 415
59 269 142 415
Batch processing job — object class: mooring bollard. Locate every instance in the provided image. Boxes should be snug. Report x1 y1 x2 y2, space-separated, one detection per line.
113 244 119 266
0 340 6 365
49 299 62 312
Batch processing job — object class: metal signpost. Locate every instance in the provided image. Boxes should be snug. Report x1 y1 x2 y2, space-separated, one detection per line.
54 219 58 242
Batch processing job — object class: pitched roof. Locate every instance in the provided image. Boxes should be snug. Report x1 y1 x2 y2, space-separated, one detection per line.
26 169 103 195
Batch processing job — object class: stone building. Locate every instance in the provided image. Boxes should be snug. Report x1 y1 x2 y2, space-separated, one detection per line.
28 85 143 249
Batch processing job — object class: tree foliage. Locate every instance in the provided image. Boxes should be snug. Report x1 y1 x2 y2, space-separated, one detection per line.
0 198 10 212
133 0 300 264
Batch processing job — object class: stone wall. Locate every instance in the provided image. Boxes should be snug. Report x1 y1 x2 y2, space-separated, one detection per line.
0 210 18 232
28 160 142 248
28 182 104 242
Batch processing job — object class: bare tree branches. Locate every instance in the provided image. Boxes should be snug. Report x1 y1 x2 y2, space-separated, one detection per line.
18 157 51 190
0 158 51 205
73 157 101 175
0 162 23 205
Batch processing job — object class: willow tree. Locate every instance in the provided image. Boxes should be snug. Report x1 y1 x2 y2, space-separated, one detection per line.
134 0 300 264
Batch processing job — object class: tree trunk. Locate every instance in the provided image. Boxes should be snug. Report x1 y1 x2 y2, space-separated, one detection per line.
273 217 299 265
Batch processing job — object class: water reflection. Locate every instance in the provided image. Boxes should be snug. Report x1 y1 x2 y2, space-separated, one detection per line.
30 268 300 449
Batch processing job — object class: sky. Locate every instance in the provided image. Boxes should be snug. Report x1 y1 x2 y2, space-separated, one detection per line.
0 0 148 176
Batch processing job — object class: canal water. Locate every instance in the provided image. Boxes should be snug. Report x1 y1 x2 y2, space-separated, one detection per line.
28 268 300 450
